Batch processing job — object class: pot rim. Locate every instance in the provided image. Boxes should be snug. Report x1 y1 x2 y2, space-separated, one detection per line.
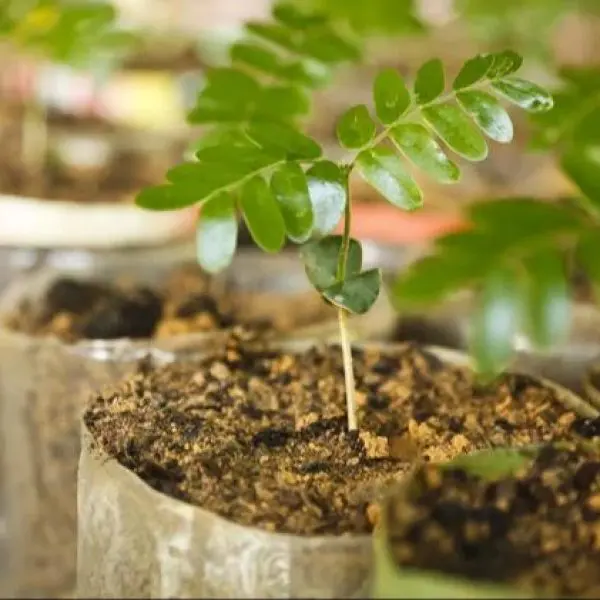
81 341 596 543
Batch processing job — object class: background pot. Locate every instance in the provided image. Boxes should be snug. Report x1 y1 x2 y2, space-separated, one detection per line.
0 246 398 599
372 445 563 599
77 343 594 599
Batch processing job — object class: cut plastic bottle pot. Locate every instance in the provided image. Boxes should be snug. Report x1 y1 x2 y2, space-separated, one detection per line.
77 342 596 599
0 249 380 599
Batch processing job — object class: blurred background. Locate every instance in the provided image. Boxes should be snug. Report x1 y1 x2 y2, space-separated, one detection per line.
0 0 598 254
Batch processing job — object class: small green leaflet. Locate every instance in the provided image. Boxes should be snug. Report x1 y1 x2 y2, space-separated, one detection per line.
270 163 313 243
561 146 600 213
470 267 523 378
356 146 422 211
301 236 362 290
135 185 201 211
240 176 285 252
196 193 238 273
300 27 361 63
336 104 376 149
423 102 488 161
453 54 494 90
522 250 570 349
390 123 460 183
306 161 347 236
373 68 410 124
322 268 382 314
272 3 328 30
487 50 523 79
414 58 444 105
446 447 534 481
246 121 322 160
457 90 514 143
245 21 299 53
492 78 553 112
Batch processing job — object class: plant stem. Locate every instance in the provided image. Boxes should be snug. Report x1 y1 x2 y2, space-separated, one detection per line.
336 172 358 432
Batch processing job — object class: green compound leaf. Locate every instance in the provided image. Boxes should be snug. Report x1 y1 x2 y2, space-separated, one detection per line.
492 77 554 112
457 90 514 143
306 161 347 236
356 146 422 211
423 102 488 161
414 58 445 105
373 68 411 124
470 266 523 378
196 193 238 273
301 235 362 290
240 176 286 253
336 104 377 149
390 123 460 183
522 250 570 349
322 268 382 314
270 162 313 243
453 54 494 90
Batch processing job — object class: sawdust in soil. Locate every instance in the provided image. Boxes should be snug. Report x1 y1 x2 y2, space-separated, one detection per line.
5 264 333 342
386 439 600 598
85 337 586 536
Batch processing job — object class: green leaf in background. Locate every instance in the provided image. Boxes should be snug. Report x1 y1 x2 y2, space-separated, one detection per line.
301 235 362 290
470 267 523 377
561 147 600 213
246 121 322 160
245 21 299 53
272 2 328 29
577 233 600 299
231 41 284 75
270 163 313 243
323 268 382 314
336 104 377 149
487 49 523 79
390 123 460 183
301 27 361 63
373 68 411 124
453 54 493 90
492 78 553 112
195 144 282 169
240 176 286 252
135 185 201 211
423 103 488 161
196 193 238 273
188 68 260 123
414 58 444 105
522 250 570 349
256 85 311 120
306 160 348 236
356 146 422 210
457 90 514 143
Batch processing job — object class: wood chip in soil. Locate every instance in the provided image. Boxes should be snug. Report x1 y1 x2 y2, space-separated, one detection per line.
5 264 334 342
386 440 600 598
85 339 588 537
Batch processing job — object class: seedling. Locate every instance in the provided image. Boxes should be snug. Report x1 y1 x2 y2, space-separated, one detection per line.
136 3 553 432
0 0 135 175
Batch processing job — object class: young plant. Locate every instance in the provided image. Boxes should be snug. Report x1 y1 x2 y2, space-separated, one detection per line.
137 13 553 431
0 0 135 175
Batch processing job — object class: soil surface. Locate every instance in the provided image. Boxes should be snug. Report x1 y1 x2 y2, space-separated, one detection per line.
386 440 600 598
85 339 586 536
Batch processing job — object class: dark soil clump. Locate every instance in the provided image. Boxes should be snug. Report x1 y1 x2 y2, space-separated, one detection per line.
85 339 585 536
5 265 333 342
385 440 600 598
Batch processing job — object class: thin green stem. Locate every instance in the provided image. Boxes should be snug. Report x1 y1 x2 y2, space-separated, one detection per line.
336 172 358 432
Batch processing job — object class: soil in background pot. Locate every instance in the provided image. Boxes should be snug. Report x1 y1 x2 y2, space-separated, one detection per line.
0 265 333 598
384 439 600 598
85 339 590 538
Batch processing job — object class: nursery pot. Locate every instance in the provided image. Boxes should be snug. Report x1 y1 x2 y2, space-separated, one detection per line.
373 440 600 598
77 341 595 599
0 249 385 599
